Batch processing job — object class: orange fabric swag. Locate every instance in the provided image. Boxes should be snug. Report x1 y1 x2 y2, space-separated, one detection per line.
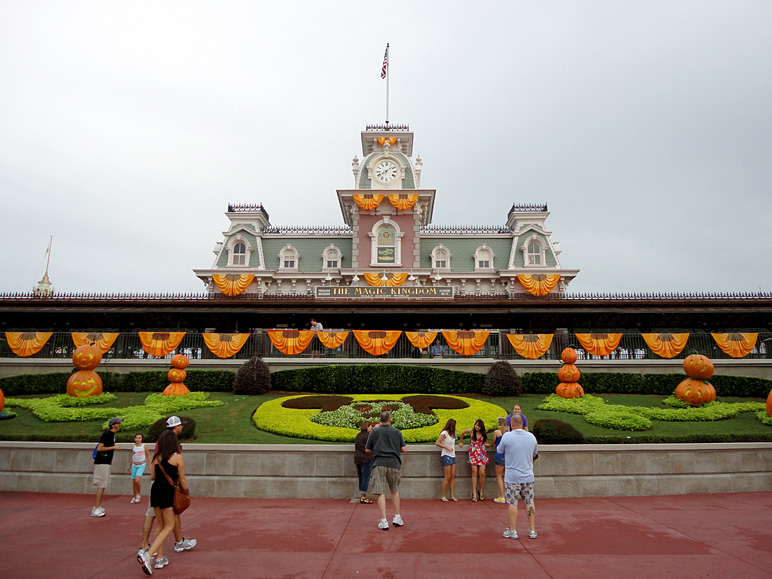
711 333 758 358
363 273 409 287
202 333 250 358
267 330 315 355
317 331 349 349
641 333 689 359
517 274 560 296
442 330 489 356
352 194 384 210
387 194 419 210
575 333 623 357
5 331 53 357
405 331 438 349
72 332 119 354
506 334 554 359
212 274 255 296
353 330 402 356
138 332 186 357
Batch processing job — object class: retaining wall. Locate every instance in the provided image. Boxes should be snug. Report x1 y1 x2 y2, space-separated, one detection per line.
2 442 771 499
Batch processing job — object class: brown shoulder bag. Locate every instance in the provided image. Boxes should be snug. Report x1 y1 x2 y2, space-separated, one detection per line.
157 461 191 515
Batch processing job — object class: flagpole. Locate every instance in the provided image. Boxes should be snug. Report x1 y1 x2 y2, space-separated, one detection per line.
45 236 52 276
385 43 389 125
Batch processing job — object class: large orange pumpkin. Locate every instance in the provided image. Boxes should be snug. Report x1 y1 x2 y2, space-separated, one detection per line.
675 377 716 407
72 344 102 371
558 364 581 383
556 382 584 398
767 389 772 417
683 353 714 380
163 382 190 396
0 388 4 412
170 354 190 369
67 370 103 398
167 368 187 383
561 347 578 364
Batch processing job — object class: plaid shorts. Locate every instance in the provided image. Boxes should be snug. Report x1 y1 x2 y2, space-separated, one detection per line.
368 466 401 495
505 481 535 506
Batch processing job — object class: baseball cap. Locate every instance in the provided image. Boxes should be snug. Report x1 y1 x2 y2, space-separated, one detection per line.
108 417 124 427
166 416 187 428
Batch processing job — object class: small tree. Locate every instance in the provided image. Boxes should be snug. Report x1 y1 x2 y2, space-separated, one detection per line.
233 356 272 395
482 360 523 396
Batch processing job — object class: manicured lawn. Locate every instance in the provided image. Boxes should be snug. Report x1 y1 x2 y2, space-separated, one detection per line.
1 391 769 443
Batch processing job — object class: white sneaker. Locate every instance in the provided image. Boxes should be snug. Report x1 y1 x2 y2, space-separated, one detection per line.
173 537 197 552
130 496 137 504
392 514 404 527
503 528 518 539
90 507 105 517
377 519 389 530
154 556 169 569
529 529 538 539
137 548 153 575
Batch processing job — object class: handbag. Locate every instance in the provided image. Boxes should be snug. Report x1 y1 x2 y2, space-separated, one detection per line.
157 462 191 515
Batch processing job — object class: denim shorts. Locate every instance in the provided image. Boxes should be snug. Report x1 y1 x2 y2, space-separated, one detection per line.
494 456 505 467
441 455 457 467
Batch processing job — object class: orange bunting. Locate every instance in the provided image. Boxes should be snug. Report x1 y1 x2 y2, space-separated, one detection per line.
317 331 349 349
138 332 186 357
441 330 489 356
202 333 250 358
5 331 53 357
353 330 402 356
711 333 758 358
363 273 409 287
405 331 438 349
212 274 255 296
387 194 419 210
267 330 315 355
377 137 397 146
641 333 690 359
506 334 554 359
352 194 384 210
517 274 560 296
575 333 623 356
72 332 119 355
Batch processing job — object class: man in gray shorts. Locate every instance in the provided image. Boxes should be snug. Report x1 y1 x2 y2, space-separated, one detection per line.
495 413 539 539
365 411 407 530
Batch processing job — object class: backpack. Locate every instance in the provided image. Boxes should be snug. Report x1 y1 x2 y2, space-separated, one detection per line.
92 444 100 460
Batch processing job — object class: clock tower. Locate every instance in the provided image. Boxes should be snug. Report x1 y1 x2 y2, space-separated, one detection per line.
338 123 435 271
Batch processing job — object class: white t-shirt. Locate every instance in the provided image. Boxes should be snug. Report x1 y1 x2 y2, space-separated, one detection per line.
312 322 323 331
496 429 538 484
439 430 456 458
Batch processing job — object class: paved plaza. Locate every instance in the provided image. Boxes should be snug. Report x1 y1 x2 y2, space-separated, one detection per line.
1 490 771 578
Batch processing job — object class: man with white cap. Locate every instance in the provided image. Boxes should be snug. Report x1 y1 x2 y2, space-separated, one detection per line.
91 416 123 517
139 416 196 560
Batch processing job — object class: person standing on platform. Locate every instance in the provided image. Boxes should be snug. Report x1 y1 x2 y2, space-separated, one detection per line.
496 413 539 540
91 417 123 517
310 318 324 358
505 403 529 432
365 411 407 530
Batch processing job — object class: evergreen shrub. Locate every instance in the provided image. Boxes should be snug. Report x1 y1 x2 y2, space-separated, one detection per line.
145 415 196 443
482 361 523 396
232 357 272 395
531 418 585 444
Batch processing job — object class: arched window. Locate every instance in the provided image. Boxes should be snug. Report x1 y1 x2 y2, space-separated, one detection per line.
232 242 246 265
323 245 342 269
279 245 299 270
527 241 542 265
474 245 494 270
227 238 251 267
431 245 451 269
376 223 396 264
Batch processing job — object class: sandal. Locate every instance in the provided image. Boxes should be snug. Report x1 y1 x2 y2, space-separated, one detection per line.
359 497 372 504
472 496 477 502
451 497 458 502
441 497 448 502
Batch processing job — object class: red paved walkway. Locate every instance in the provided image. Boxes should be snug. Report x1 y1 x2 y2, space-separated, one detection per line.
1 491 771 578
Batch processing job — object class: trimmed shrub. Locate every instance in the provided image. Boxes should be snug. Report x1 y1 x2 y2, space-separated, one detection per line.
145 416 196 443
482 361 523 396
531 418 584 444
282 395 353 412
233 357 272 395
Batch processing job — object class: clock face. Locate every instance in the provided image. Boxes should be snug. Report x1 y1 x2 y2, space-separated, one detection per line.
374 160 398 183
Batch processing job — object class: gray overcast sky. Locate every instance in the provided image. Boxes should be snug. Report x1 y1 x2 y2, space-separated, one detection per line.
1 1 770 295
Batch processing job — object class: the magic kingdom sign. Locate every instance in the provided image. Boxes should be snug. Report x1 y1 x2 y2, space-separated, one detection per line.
316 286 453 298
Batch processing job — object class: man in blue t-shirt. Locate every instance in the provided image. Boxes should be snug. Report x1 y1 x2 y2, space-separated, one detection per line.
496 413 538 540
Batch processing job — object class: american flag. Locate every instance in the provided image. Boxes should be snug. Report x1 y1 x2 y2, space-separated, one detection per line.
381 44 389 79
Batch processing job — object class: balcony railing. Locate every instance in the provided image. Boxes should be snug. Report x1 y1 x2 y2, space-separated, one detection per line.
1 331 770 362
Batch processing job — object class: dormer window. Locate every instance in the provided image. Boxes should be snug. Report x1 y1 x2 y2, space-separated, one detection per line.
233 242 246 265
474 245 495 270
323 245 342 270
227 238 252 267
279 246 299 270
431 245 452 269
527 241 542 265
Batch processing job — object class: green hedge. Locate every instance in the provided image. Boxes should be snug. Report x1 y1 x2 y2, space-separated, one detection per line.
270 365 486 394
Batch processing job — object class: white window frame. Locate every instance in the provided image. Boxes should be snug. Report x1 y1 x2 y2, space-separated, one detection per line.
474 245 495 271
227 237 252 267
322 245 342 270
521 235 547 267
279 245 299 271
430 244 452 270
368 217 403 267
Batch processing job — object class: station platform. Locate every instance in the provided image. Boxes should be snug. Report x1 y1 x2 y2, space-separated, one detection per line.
1 490 770 578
